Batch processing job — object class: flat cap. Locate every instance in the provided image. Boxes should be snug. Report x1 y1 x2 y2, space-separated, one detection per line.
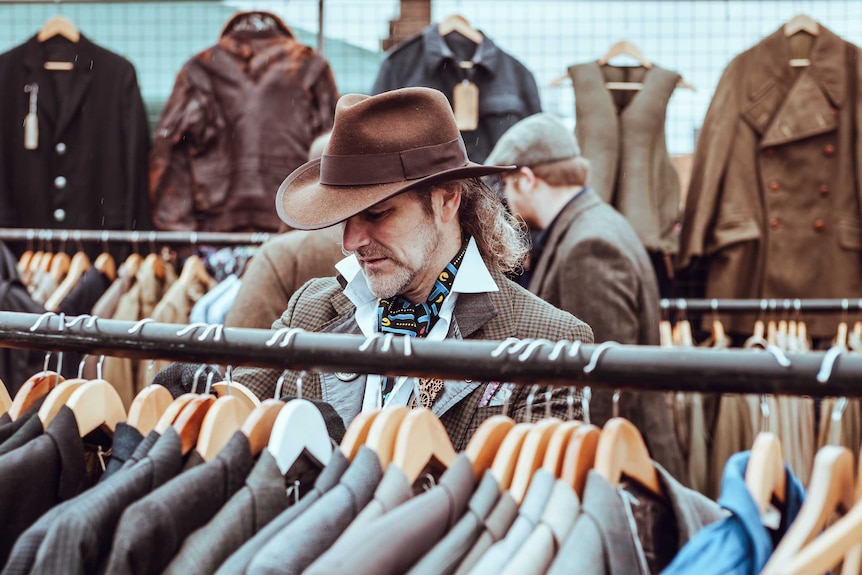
485 113 581 168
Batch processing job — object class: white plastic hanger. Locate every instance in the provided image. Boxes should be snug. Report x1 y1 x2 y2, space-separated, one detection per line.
267 372 333 473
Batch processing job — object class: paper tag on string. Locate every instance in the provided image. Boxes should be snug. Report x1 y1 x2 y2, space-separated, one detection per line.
453 80 479 131
23 83 39 150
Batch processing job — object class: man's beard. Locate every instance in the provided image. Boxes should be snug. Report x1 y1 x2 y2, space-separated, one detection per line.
358 227 440 300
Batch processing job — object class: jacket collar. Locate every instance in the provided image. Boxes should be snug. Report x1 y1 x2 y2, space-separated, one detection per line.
422 25 500 77
742 24 847 146
528 188 602 294
22 34 96 137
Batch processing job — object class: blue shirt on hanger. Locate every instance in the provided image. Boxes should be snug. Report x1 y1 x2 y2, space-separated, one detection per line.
661 451 805 575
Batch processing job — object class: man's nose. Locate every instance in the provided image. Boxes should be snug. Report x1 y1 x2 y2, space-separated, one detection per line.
341 216 369 252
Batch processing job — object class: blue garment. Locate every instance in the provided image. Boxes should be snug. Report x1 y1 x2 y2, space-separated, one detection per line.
189 274 240 324
660 451 805 575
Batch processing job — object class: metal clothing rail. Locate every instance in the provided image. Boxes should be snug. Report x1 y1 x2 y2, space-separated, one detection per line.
660 298 862 314
0 311 860 397
0 228 273 246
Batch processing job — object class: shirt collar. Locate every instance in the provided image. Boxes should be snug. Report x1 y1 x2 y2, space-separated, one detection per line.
335 236 498 311
421 25 500 77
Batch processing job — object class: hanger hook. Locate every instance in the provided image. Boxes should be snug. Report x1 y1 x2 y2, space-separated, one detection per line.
829 397 849 445
380 333 395 353
176 322 210 338
96 355 105 380
128 317 155 335
760 394 770 433
518 339 554 362
764 344 792 368
501 385 512 419
296 370 307 400
583 341 621 374
43 351 52 373
204 371 215 395
54 312 65 376
29 311 57 332
525 383 540 422
544 387 553 419
191 364 206 394
264 327 304 348
566 386 576 420
490 337 522 357
195 323 223 342
612 389 622 418
403 335 412 357
817 345 845 384
582 386 592 425
146 359 157 386
77 354 89 379
224 365 233 396
358 333 384 352
274 369 290 400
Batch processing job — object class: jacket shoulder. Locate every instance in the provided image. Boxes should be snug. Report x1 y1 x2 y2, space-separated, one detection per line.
498 277 594 343
381 30 425 60
276 276 343 331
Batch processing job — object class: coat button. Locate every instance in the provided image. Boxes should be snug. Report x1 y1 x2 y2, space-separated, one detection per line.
823 144 836 157
53 208 66 222
768 180 780 191
814 219 825 231
763 148 775 157
54 176 67 189
819 184 830 196
770 217 781 229
55 142 66 155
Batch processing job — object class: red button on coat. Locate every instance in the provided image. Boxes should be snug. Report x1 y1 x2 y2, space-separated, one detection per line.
814 219 825 231
819 184 830 196
764 148 775 157
770 217 781 229
824 144 836 157
768 181 780 191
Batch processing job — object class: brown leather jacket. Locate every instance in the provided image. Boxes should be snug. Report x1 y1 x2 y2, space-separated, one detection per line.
149 12 338 233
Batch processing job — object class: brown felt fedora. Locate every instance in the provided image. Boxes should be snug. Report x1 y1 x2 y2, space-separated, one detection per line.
276 87 515 230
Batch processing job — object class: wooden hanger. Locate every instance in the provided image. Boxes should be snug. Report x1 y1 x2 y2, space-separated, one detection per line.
123 252 143 278
761 445 856 575
44 251 90 312
37 377 87 428
179 255 213 288
63 379 127 436
39 251 54 273
594 417 663 497
154 393 197 434
8 370 64 420
127 384 173 436
173 395 215 455
268 399 333 474
37 15 80 42
784 14 819 37
196 394 254 462
365 406 410 470
143 252 165 281
745 431 787 514
94 252 116 282
0 378 11 418
392 408 457 485
542 420 582 478
438 14 483 45
562 423 601 497
17 250 34 276
49 252 70 284
339 409 380 461
835 321 850 350
489 422 533 491
465 414 516 482
212 381 260 411
240 399 285 457
510 418 561 503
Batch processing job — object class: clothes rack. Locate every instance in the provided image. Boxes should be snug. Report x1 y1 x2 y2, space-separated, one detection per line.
0 228 273 247
660 298 862 314
0 311 859 397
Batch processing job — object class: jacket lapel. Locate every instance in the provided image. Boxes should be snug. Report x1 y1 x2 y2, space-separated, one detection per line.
54 37 95 137
741 25 846 146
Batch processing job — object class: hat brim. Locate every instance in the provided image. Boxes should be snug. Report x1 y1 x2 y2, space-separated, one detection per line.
276 159 517 230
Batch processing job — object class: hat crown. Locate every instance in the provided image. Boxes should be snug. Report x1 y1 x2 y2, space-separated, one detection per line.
325 88 462 157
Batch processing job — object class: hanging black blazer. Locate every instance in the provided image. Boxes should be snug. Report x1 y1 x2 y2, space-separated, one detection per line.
0 34 152 234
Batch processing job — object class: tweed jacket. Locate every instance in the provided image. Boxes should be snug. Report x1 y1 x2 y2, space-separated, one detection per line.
0 35 151 234
225 227 343 330
304 453 476 575
234 266 593 452
163 450 292 575
0 407 88 566
408 470 501 575
105 431 254 575
528 190 684 483
214 448 350 575
568 63 681 255
26 428 183 575
678 25 862 337
248 446 383 574
149 11 338 233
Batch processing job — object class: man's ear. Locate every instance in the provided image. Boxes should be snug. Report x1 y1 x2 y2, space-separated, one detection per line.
517 167 538 193
435 182 462 223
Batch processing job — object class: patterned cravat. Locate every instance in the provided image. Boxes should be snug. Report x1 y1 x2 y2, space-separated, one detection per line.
377 242 468 406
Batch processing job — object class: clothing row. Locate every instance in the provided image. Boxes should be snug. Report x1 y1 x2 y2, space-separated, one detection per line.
5 352 861 575
0 239 251 402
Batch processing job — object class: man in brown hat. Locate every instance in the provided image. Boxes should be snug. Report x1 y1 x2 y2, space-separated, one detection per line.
235 87 593 451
